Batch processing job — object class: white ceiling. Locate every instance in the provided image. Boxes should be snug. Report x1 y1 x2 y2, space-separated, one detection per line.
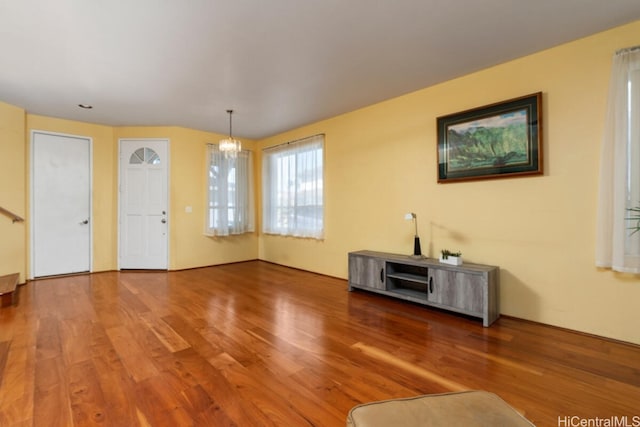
1 1 640 139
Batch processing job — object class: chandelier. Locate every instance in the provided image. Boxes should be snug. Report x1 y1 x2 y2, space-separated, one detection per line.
219 109 242 157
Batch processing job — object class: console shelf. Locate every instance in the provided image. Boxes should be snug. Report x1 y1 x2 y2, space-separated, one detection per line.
348 250 499 327
387 287 429 301
386 272 428 284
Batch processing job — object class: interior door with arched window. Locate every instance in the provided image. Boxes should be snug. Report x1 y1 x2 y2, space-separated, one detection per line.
119 139 169 269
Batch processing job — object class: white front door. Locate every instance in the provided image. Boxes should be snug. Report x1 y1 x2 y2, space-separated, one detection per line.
31 131 92 277
119 139 169 269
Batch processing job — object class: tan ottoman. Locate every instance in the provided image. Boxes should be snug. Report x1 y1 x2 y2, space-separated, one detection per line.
346 390 535 426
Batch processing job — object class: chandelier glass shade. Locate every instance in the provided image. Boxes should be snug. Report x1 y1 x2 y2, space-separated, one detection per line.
219 109 241 157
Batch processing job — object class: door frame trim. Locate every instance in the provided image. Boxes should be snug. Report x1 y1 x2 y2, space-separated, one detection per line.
117 138 170 270
29 130 93 279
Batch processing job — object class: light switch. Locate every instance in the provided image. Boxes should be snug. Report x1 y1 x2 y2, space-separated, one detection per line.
185 206 192 213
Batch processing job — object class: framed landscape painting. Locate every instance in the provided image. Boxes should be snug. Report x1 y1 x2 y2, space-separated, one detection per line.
437 92 543 183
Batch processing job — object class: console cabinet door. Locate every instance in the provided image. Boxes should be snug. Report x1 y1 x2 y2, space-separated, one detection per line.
429 268 484 315
349 254 386 290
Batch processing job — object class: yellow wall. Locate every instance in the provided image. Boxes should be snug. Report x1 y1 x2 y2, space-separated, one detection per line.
0 101 26 282
2 20 639 344
1 117 258 276
113 127 259 270
258 20 640 344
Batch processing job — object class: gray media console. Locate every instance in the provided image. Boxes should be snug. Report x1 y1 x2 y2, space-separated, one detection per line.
348 250 499 326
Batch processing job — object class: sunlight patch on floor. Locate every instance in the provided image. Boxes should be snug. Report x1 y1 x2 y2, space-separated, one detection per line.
351 342 468 392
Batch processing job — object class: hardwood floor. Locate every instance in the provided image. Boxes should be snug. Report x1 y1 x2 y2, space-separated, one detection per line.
0 261 638 426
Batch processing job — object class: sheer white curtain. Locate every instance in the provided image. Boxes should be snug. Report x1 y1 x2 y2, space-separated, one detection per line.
262 134 324 239
205 145 254 236
596 46 640 273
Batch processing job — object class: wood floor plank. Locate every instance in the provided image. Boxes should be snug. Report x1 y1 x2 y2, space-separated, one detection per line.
197 364 278 426
0 261 638 426
95 368 141 427
35 316 62 361
160 314 223 360
0 341 9 388
209 352 318 426
138 312 191 353
59 317 94 366
251 360 348 425
34 356 73 427
68 359 107 426
104 325 159 382
0 314 36 426
134 372 193 427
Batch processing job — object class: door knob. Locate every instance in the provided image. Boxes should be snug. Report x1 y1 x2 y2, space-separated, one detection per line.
161 219 167 223
79 219 89 225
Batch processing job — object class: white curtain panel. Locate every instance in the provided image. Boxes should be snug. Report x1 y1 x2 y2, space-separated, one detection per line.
596 46 640 273
262 134 324 239
205 145 254 236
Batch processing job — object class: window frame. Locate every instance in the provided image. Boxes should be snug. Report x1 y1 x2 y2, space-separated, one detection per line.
205 145 254 236
262 134 324 239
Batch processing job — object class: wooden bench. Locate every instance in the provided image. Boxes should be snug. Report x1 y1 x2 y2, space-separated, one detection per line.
0 273 19 307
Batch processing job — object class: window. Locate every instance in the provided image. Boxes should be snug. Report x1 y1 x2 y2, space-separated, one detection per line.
596 46 640 272
205 145 254 236
262 134 324 239
129 147 160 165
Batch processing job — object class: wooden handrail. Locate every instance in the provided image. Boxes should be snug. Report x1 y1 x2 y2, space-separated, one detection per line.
0 206 24 223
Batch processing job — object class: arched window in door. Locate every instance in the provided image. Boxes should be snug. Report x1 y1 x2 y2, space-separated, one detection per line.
129 147 161 165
